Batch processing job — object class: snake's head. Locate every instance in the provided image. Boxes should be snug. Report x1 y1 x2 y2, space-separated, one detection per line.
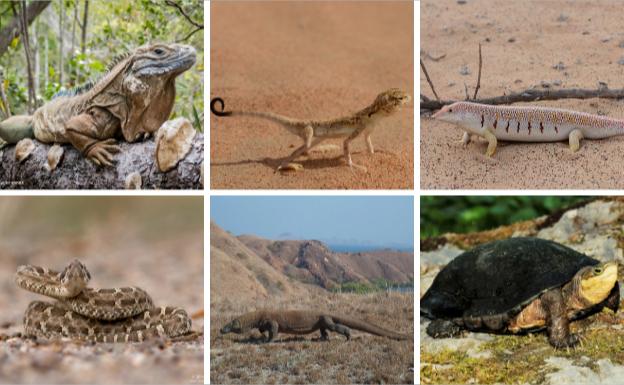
59 259 91 296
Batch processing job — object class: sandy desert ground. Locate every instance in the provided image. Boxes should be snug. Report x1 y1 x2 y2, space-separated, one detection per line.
421 0 624 189
211 1 413 189
0 197 204 384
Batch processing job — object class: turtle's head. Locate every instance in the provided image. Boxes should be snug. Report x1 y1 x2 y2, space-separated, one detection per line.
374 88 411 115
220 318 243 334
130 43 196 78
59 259 91 296
578 261 618 305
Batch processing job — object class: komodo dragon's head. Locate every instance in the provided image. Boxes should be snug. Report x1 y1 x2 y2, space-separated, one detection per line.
220 318 244 334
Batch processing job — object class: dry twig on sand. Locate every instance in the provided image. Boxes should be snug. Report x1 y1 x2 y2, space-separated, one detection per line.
420 43 624 112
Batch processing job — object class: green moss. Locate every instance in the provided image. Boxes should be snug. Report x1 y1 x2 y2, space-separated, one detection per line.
421 325 624 384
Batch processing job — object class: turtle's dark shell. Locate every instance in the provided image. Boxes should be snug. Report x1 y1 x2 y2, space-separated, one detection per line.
421 237 600 320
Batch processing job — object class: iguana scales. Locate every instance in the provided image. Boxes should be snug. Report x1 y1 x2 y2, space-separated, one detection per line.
220 310 411 342
0 43 196 166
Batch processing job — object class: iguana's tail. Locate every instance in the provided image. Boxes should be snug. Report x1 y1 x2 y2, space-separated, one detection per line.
0 115 34 144
332 315 411 341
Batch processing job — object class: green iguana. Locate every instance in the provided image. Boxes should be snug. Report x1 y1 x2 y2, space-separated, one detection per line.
0 43 196 166
220 310 411 342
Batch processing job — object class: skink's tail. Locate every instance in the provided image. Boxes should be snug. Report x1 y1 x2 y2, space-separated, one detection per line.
210 97 232 117
0 115 34 144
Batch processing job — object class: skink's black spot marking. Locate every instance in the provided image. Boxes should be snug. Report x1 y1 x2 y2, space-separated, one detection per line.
555 125 558 133
528 121 531 131
517 121 520 133
493 119 497 129
540 122 544 133
481 114 484 128
505 121 510 133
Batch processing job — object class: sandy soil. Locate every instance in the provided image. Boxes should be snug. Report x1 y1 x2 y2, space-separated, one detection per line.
421 0 624 189
211 1 413 189
0 197 204 384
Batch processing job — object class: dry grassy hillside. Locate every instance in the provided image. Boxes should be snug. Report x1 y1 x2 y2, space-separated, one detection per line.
238 234 414 288
211 223 414 384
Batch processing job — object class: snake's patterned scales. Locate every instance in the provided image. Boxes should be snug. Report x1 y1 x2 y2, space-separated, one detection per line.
15 260 191 342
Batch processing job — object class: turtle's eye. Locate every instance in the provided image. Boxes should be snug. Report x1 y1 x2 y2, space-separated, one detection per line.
154 48 164 55
593 267 603 275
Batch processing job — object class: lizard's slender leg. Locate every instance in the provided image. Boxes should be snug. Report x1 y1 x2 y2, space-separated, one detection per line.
461 131 471 146
483 128 497 157
343 126 367 171
568 129 584 152
365 128 375 154
277 143 325 171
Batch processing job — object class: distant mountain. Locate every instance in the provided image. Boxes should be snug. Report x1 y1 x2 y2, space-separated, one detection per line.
237 233 413 289
210 222 309 305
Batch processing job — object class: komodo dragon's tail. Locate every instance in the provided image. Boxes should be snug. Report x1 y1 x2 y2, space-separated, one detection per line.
0 115 34 145
332 315 411 341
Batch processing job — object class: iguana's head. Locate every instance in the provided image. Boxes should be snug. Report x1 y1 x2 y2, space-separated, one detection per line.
373 88 411 115
129 43 196 78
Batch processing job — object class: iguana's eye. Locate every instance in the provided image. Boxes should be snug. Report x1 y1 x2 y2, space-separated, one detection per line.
154 48 164 55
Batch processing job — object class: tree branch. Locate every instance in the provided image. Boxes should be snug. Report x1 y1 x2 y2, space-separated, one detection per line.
420 58 440 102
420 87 624 112
164 0 203 29
0 133 204 189
0 1 49 58
473 43 482 100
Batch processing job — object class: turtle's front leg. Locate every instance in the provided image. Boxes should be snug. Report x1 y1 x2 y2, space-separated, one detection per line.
65 114 120 167
541 289 578 348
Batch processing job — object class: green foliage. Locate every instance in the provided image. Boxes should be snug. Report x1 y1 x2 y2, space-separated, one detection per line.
330 278 413 294
421 196 588 238
0 0 203 122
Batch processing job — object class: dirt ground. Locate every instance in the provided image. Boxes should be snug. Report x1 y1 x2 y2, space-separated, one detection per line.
421 0 624 189
210 1 413 189
0 197 204 384
211 291 414 385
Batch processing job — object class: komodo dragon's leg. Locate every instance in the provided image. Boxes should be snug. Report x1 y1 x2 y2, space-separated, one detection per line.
320 316 351 341
483 128 497 157
64 113 121 167
568 129 584 152
258 320 280 342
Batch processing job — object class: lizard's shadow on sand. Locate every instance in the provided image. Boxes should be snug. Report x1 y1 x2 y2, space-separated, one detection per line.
211 149 399 171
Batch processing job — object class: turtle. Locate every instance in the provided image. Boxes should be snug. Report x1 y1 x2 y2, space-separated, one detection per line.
420 237 620 348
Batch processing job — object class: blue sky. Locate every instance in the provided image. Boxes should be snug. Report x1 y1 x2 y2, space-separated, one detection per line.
211 196 414 251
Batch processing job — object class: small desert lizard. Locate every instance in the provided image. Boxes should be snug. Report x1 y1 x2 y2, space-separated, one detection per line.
433 101 624 157
210 89 410 171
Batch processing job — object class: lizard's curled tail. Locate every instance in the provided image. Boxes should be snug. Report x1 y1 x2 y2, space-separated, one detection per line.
210 97 232 117
0 115 34 144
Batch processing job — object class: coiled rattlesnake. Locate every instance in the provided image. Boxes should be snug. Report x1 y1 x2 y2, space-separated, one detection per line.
15 259 191 342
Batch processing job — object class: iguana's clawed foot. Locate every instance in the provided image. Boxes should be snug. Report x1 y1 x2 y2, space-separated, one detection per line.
87 139 121 167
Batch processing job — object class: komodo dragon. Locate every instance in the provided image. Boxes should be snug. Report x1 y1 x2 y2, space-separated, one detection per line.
0 43 196 166
220 310 411 342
